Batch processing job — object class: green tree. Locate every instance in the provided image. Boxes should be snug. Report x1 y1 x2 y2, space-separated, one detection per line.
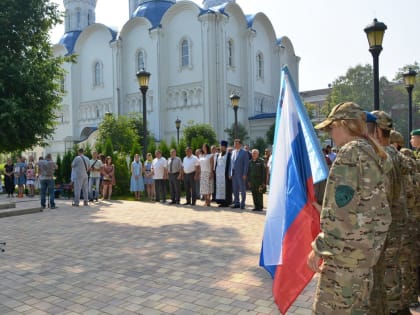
251 137 267 155
266 123 275 145
96 114 139 154
0 0 68 152
224 122 249 144
182 122 217 147
157 139 170 158
103 138 114 160
112 153 130 196
304 102 317 120
325 64 377 113
61 150 74 183
55 154 63 184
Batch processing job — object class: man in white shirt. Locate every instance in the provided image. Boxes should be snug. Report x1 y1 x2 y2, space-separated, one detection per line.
88 151 102 202
181 147 200 205
152 150 168 203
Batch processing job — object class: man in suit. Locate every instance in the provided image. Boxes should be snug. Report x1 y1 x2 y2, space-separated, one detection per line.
71 148 90 207
229 139 248 209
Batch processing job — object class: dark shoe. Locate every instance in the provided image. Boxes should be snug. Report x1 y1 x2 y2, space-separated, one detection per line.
252 208 263 211
169 201 176 205
84 202 89 206
191 202 196 206
230 204 240 208
50 206 57 209
183 202 191 205
240 206 245 209
72 204 79 207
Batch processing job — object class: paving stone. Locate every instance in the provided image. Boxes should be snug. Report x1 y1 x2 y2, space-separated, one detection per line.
0 196 321 314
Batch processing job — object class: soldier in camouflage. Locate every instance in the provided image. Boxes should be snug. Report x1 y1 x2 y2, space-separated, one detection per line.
247 149 266 211
370 111 412 315
307 102 391 314
409 129 420 307
399 146 420 309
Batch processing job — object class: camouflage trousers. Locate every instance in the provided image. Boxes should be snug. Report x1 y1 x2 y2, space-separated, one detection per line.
401 219 419 306
313 262 373 315
383 223 404 312
368 249 388 315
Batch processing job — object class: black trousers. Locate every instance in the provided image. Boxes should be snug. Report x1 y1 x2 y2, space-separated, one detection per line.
155 179 167 202
168 172 181 202
184 172 196 204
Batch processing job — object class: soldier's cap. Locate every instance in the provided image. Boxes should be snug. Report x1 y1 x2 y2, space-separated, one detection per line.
390 130 404 146
411 128 420 136
365 111 377 123
220 140 228 147
371 110 393 130
314 102 364 130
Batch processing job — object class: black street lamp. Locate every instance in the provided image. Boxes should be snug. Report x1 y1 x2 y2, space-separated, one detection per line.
364 18 387 110
175 117 181 144
403 68 417 146
136 69 151 160
230 94 240 139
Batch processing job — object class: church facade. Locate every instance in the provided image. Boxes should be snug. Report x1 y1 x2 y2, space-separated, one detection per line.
51 0 300 155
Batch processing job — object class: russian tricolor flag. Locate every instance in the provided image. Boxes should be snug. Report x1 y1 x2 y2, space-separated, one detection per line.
260 66 329 314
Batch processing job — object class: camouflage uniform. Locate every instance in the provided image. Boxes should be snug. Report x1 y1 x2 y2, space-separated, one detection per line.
247 157 266 210
369 111 411 314
412 129 420 299
312 138 391 314
400 148 420 306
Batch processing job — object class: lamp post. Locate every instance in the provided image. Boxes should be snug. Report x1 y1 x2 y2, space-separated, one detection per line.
403 68 417 146
136 69 151 160
364 18 387 110
175 117 181 144
230 94 240 139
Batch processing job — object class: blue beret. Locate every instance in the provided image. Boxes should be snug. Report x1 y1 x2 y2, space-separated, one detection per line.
365 111 377 123
220 140 228 147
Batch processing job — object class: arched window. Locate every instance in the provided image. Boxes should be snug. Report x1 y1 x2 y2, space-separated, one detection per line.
137 50 145 71
257 52 264 79
227 39 233 67
181 39 189 67
94 61 103 86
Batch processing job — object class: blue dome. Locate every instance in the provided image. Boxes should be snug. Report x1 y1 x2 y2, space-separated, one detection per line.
132 0 175 29
59 31 82 55
58 27 117 55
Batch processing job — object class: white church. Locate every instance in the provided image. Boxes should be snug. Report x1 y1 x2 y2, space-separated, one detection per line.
51 0 300 155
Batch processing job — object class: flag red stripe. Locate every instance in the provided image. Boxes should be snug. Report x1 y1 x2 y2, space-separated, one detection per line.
272 178 320 314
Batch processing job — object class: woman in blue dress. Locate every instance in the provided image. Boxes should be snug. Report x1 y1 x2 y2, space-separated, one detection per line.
130 154 144 200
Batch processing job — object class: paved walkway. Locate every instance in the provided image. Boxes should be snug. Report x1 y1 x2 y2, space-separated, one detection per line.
0 194 418 315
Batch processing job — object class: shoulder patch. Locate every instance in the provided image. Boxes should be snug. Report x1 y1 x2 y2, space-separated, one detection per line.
335 185 355 208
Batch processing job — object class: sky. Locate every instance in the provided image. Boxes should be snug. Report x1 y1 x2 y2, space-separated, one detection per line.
50 0 420 91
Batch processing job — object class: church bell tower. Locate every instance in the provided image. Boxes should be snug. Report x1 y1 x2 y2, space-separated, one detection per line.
63 0 97 32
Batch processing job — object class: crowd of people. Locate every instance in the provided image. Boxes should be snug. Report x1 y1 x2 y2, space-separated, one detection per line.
307 102 420 315
128 139 271 211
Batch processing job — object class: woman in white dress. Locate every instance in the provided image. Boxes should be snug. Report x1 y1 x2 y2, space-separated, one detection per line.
199 143 214 206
